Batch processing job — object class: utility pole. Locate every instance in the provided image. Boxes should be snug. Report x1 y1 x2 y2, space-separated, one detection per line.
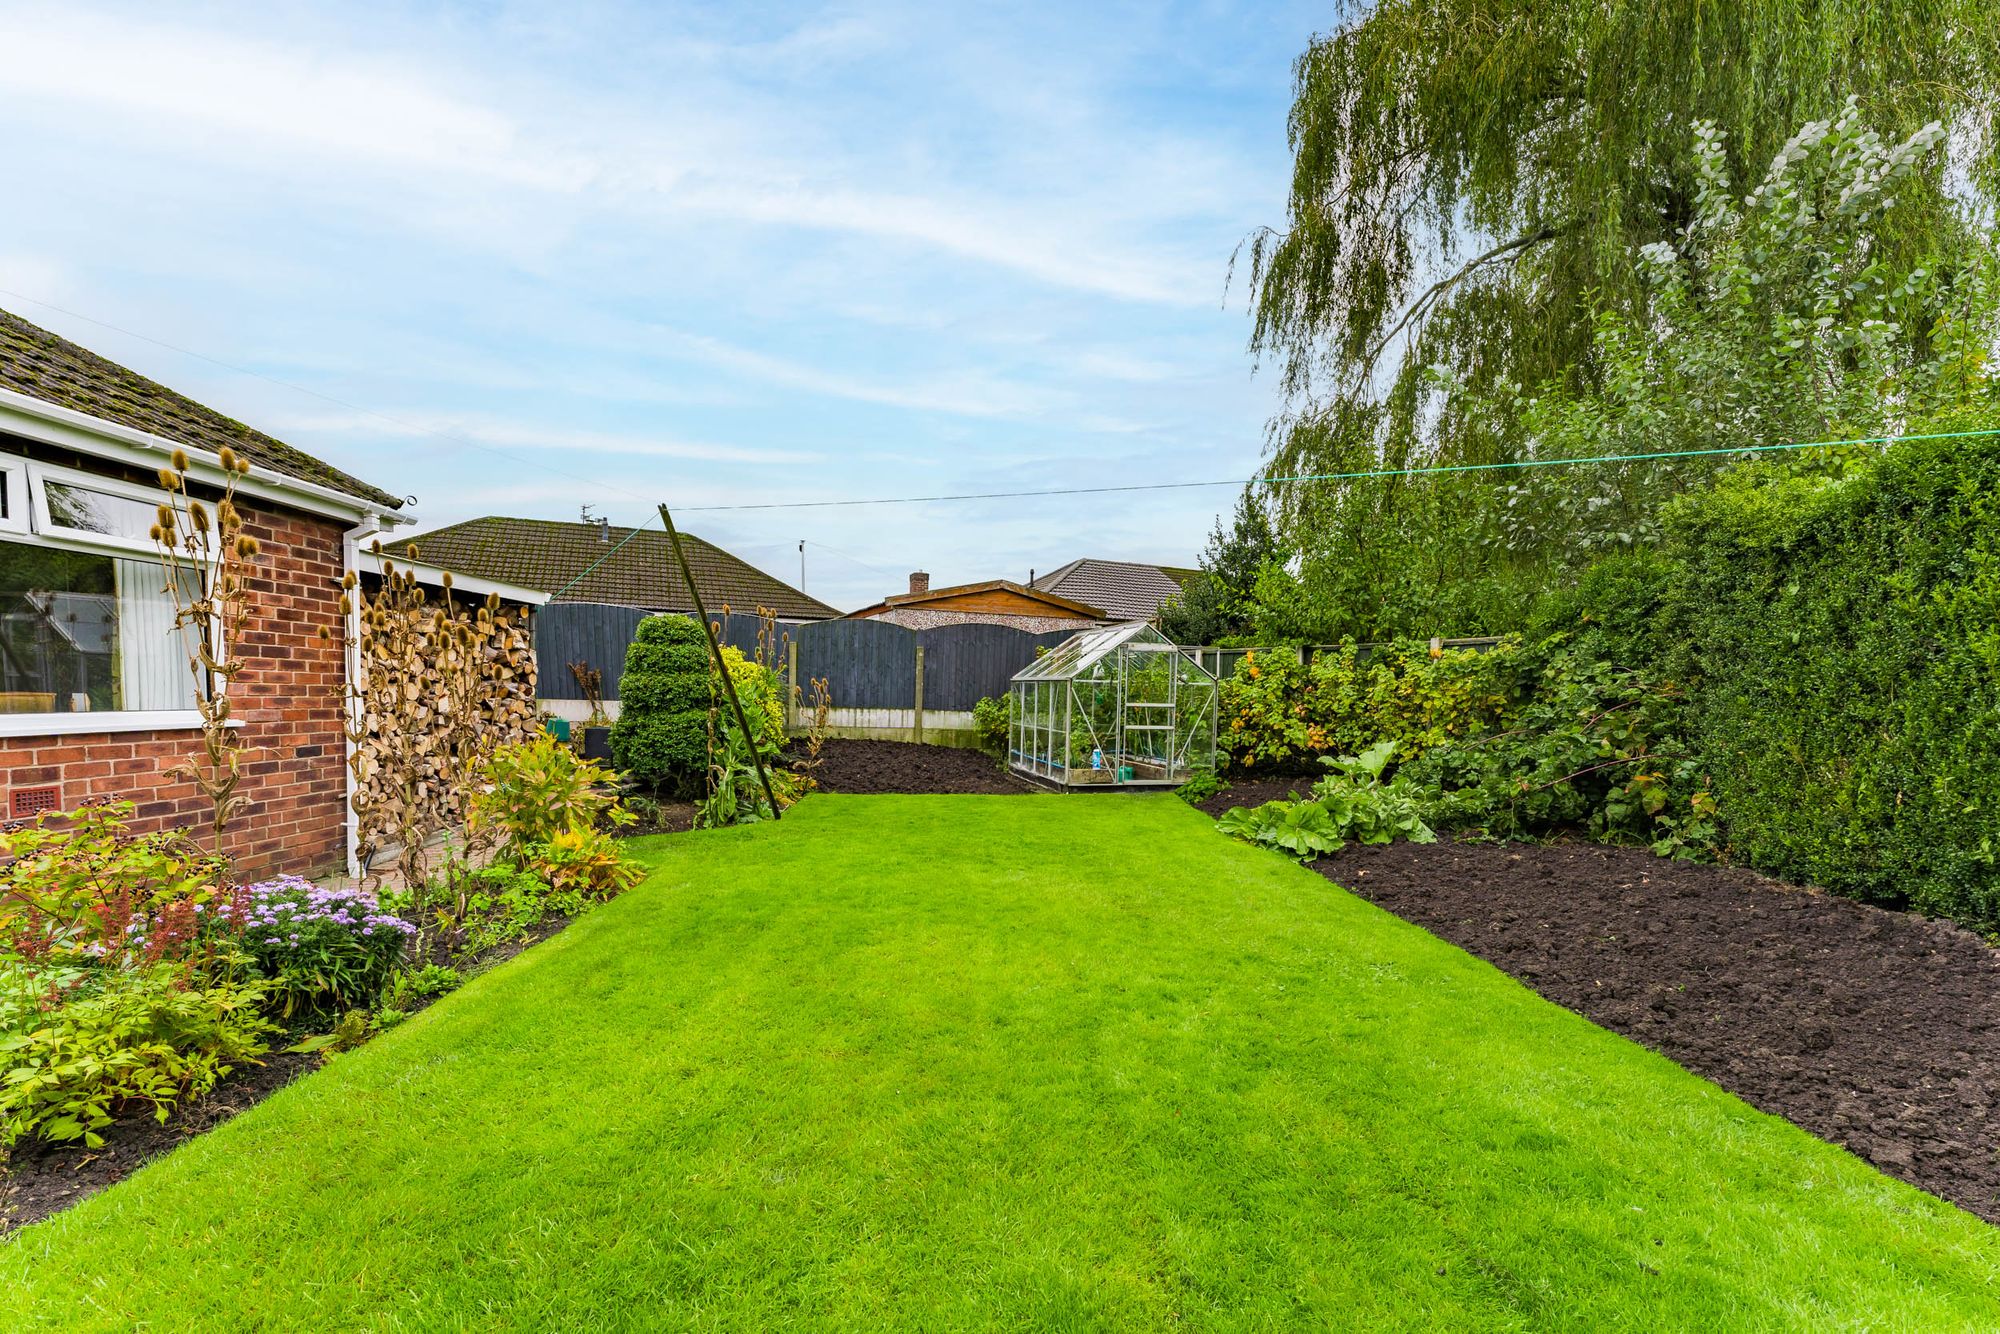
799 539 806 592
658 502 782 821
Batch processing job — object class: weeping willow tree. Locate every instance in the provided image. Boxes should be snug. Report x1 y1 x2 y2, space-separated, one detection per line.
1243 0 2000 638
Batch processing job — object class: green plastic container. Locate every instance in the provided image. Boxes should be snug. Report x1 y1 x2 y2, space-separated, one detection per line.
545 718 572 743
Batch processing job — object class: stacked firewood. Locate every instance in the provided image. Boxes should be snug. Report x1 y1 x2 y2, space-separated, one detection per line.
339 560 538 881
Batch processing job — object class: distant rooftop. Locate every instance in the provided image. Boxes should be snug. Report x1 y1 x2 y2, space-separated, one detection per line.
0 308 401 509
1032 558 1198 622
395 516 839 621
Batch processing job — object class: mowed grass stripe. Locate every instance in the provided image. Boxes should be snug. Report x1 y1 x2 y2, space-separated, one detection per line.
3 795 1994 1330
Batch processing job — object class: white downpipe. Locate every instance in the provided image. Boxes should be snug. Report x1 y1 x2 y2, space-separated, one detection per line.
340 514 388 877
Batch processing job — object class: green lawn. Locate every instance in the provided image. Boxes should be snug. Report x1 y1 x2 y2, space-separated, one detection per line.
5 795 1996 1330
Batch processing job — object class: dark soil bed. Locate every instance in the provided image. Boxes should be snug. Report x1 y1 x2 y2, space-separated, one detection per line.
1313 837 2000 1223
803 739 1032 795
1 912 578 1236
1195 778 1309 819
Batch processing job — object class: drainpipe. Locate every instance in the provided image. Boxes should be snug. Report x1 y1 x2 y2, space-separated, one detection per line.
340 512 390 878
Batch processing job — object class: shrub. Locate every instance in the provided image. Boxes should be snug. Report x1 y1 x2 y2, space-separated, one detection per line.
717 645 785 752
526 829 645 902
468 735 632 852
1219 642 1520 773
0 964 273 1147
1658 429 2000 926
0 803 229 968
1403 651 1713 855
235 877 415 1014
971 695 1011 755
611 615 713 794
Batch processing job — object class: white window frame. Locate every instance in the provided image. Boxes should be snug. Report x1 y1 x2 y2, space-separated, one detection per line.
0 456 26 535
0 452 213 736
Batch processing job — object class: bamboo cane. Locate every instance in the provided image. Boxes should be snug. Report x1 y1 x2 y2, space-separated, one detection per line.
657 503 783 821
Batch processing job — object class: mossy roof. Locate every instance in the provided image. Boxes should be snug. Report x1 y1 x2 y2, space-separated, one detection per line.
395 516 840 620
0 308 400 508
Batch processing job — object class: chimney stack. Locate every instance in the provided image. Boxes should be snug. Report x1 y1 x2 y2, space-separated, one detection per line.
909 571 930 595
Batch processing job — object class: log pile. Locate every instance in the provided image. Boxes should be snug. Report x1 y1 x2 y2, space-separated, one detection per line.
345 577 539 877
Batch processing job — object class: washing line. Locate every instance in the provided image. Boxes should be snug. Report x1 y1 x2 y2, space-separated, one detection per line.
678 427 2000 514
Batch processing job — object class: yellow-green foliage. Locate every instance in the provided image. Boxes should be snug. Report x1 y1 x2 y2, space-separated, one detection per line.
1221 641 1521 771
716 646 785 751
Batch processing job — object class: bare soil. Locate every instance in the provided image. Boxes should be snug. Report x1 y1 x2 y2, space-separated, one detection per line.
1313 836 2000 1223
803 740 1033 795
1196 778 1309 818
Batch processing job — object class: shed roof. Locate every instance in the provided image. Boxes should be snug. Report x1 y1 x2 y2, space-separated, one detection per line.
847 578 1104 621
0 308 401 509
394 516 839 620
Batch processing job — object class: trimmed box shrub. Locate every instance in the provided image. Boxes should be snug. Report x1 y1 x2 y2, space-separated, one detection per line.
610 615 712 796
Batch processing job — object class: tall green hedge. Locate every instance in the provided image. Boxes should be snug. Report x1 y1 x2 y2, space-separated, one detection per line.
609 615 712 796
1662 434 2000 928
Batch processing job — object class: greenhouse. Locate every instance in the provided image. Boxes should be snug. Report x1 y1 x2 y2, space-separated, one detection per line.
1008 621 1218 788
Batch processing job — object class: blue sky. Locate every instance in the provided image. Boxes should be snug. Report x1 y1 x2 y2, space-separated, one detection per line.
0 0 1323 611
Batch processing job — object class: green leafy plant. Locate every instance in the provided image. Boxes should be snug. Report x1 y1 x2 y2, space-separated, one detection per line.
0 965 273 1147
610 615 714 796
1175 767 1222 806
526 829 646 902
468 735 634 853
0 802 230 969
1218 738 1436 858
971 695 1011 755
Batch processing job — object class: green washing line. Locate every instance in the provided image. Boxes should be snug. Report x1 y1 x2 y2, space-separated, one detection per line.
545 512 661 602
681 426 2000 513
1260 426 2000 489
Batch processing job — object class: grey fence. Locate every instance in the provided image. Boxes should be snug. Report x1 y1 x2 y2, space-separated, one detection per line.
537 603 1067 713
537 602 1508 722
537 604 772 702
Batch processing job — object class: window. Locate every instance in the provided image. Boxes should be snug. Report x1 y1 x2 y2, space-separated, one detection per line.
42 479 162 546
0 452 211 732
0 458 24 534
0 541 197 714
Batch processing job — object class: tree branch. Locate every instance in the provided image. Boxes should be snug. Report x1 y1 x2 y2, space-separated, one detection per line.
1352 222 1574 389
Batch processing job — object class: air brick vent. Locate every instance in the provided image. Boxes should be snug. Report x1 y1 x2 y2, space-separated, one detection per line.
9 784 61 820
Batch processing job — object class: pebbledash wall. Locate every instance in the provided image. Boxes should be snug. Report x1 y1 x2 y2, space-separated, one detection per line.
0 499 349 880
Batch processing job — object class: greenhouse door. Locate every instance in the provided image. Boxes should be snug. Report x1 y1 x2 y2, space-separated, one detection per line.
1120 645 1178 781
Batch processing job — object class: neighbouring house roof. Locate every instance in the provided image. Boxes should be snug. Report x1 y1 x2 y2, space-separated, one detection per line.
394 516 840 621
1031 558 1199 622
0 308 402 509
848 579 1105 621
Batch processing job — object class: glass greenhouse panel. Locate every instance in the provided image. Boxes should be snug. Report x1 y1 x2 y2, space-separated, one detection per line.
1007 621 1218 787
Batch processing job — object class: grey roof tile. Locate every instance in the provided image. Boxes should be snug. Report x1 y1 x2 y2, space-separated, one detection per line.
0 308 401 508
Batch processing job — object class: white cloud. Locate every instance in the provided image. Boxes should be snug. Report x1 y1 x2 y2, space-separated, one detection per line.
269 409 817 465
0 7 1216 305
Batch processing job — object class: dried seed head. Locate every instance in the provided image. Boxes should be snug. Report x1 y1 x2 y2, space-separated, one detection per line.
235 534 259 559
404 543 421 561
190 501 210 533
341 571 357 590
338 593 353 616
217 447 237 472
440 571 453 590
170 449 190 472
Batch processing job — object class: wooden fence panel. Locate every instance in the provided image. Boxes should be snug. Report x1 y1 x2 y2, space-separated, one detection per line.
914 623 1071 710
536 603 650 700
792 618 918 709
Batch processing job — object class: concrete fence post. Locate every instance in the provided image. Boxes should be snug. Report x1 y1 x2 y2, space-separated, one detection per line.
913 644 926 743
787 638 800 732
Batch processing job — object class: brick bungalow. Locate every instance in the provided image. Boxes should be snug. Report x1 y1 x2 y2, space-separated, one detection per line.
0 309 485 879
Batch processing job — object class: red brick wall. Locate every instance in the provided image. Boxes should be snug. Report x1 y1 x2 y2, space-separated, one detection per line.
0 500 349 880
